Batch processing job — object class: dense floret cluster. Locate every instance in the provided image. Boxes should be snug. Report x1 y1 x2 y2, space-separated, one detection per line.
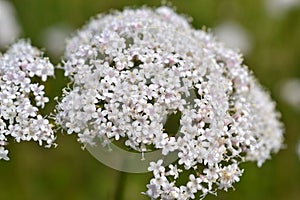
55 7 283 199
0 41 55 160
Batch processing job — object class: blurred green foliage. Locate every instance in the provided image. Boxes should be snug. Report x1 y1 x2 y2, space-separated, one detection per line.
1 0 300 199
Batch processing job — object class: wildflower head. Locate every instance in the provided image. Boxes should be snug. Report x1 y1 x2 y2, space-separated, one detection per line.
56 6 284 199
0 40 56 160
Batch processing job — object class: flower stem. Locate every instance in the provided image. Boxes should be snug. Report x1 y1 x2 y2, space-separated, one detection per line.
113 171 127 200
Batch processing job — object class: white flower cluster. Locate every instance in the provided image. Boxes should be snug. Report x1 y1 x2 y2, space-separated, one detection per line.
56 7 283 199
0 41 56 160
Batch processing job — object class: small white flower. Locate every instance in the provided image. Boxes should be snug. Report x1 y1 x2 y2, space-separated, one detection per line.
167 164 181 179
148 159 165 177
203 167 219 182
0 146 9 161
145 182 161 199
187 174 202 193
217 163 244 190
150 175 169 189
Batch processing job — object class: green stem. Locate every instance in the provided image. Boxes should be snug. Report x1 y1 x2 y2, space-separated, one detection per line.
113 171 127 200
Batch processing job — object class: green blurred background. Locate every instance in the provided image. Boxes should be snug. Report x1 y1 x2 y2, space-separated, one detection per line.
1 0 300 199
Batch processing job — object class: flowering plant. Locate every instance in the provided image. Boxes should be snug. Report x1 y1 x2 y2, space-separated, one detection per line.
55 7 284 199
0 41 56 160
0 6 283 200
